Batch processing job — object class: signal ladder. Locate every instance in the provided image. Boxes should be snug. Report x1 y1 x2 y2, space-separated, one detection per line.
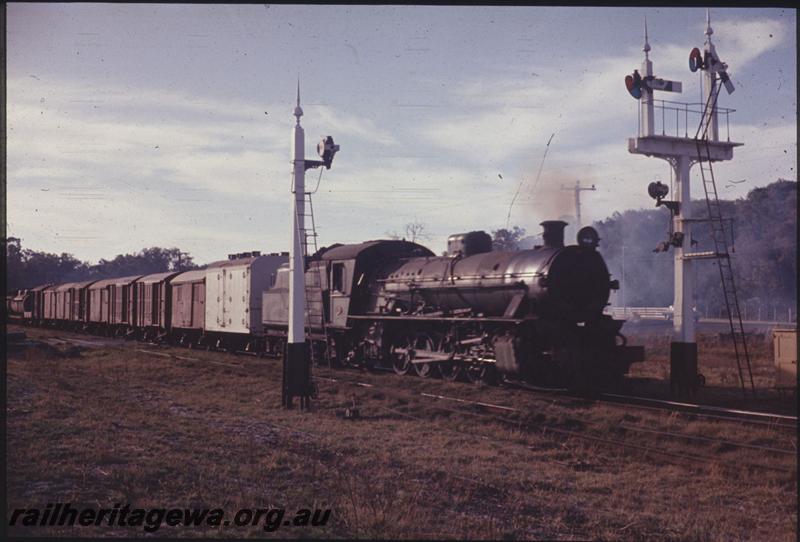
295 192 331 368
693 82 755 396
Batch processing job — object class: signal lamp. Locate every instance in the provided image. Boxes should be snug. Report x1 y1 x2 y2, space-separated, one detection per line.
648 181 669 201
317 136 340 169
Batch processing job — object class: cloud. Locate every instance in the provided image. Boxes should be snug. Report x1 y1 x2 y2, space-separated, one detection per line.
6 74 409 262
417 13 792 165
712 18 788 69
416 48 648 163
312 105 399 147
6 11 794 264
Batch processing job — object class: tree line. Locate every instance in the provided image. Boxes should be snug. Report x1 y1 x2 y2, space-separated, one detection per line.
6 179 795 313
5 242 197 293
591 179 796 314
490 179 796 314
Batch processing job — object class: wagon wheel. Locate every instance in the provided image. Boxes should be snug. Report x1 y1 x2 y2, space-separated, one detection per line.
413 333 439 378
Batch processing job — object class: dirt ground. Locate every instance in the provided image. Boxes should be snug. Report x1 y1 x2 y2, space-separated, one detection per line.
5 324 798 540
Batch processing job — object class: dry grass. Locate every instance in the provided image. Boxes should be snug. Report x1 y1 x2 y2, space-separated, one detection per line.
625 328 796 413
5 325 798 539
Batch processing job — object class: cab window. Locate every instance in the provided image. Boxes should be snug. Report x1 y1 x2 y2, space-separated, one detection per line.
332 263 346 293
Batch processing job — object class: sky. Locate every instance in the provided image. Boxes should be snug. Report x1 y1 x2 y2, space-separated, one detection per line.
6 4 797 264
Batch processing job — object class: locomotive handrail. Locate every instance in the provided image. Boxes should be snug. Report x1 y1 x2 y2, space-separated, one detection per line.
347 314 529 323
377 271 543 284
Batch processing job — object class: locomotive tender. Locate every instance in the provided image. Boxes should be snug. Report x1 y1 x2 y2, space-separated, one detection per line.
8 221 643 388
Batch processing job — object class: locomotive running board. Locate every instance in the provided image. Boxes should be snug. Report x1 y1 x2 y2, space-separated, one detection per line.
348 314 529 324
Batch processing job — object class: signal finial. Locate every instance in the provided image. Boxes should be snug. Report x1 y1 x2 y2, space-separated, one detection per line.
643 16 651 58
705 8 713 39
294 77 303 123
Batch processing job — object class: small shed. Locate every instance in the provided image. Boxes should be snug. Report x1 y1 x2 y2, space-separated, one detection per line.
774 328 797 389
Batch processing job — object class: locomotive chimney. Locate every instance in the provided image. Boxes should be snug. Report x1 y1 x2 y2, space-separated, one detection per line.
540 220 568 248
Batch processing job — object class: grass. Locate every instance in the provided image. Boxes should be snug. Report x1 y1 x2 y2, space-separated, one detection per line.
625 327 796 413
5 324 798 539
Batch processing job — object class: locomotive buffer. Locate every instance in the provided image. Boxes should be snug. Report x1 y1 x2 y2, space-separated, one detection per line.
284 81 339 409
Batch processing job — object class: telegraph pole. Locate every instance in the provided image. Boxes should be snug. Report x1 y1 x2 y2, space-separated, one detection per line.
561 180 596 228
283 81 339 410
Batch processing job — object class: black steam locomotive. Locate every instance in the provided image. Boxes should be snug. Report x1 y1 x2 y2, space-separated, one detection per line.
263 220 643 389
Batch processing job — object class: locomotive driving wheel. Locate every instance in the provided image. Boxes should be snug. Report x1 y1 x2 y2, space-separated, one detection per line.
412 333 439 378
437 337 460 381
391 335 415 375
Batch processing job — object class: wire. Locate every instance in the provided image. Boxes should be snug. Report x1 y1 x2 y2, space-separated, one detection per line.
506 132 554 229
308 166 324 195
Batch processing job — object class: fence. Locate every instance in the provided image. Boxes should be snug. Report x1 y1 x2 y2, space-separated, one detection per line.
606 305 796 323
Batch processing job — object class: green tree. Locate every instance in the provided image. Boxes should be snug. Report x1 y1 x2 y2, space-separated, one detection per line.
491 226 527 251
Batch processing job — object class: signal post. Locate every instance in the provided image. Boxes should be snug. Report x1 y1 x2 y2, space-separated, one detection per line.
283 82 339 409
625 14 741 395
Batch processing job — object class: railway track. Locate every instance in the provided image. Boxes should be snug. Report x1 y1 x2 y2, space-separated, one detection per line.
14 322 797 426
312 359 798 431
10 324 798 473
312 370 796 475
494 378 797 430
599 392 797 430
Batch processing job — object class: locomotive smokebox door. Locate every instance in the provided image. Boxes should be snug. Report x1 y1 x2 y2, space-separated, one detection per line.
494 335 523 375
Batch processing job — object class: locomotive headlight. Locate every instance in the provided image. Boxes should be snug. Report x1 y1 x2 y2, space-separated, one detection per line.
577 226 600 249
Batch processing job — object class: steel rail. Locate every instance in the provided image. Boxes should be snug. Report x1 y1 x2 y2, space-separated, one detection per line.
314 371 795 474
14 322 796 432
600 393 797 427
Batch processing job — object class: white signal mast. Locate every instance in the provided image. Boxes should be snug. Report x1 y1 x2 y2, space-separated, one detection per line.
626 12 741 395
284 81 339 410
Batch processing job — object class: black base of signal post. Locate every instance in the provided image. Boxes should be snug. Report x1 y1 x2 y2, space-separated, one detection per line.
670 341 698 397
282 342 312 410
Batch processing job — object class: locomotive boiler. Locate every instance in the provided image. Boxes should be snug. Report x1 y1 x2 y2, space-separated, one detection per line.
380 222 612 322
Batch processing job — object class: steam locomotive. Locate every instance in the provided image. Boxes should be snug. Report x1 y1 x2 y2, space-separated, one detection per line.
263 220 643 388
7 221 643 389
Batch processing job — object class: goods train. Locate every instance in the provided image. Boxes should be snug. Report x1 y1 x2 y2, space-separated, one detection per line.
6 221 644 389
